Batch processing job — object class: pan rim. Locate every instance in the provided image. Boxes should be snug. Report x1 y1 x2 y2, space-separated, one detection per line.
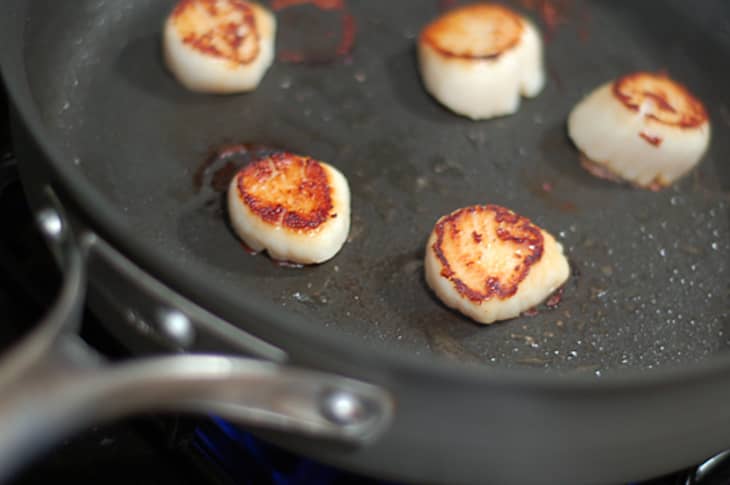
2 1 730 392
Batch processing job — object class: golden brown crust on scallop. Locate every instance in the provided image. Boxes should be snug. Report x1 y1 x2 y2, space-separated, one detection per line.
431 205 544 302
172 0 260 64
612 72 708 128
235 153 335 230
420 4 524 60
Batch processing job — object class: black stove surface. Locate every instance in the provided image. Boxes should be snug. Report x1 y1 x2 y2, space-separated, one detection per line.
1 83 729 485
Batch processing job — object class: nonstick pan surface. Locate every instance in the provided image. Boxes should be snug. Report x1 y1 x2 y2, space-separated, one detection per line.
12 0 730 375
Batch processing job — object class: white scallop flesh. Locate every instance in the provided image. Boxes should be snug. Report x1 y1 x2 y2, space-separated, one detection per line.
164 0 276 93
568 73 710 189
418 3 545 120
228 153 350 265
424 205 569 325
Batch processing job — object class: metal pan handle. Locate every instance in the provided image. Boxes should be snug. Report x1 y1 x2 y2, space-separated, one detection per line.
0 191 393 483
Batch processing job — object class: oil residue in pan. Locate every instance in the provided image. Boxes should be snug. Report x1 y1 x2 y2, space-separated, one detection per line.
46 0 730 375
183 130 729 377
271 0 357 64
193 143 284 194
463 190 729 376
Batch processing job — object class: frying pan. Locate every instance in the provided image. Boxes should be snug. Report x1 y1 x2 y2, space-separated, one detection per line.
2 0 730 483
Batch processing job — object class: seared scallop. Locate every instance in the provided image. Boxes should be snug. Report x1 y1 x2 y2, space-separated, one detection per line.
568 72 710 190
418 3 545 120
424 205 569 325
228 152 350 264
164 0 276 93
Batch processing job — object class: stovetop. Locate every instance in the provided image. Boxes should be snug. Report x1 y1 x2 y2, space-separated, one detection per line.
1 84 729 485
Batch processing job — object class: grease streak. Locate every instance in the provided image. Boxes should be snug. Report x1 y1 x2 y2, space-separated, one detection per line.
545 286 564 307
194 143 281 193
272 0 356 63
517 0 591 41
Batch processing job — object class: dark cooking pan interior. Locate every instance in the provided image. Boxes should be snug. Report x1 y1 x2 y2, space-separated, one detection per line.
14 0 730 374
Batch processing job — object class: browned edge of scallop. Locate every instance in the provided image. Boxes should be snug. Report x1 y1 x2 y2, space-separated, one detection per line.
579 153 667 191
420 4 525 60
639 132 663 147
431 205 545 303
612 72 708 129
235 152 336 231
172 0 261 64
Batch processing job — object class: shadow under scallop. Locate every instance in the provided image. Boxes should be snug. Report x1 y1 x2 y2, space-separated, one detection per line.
114 33 234 106
538 121 620 190
384 46 461 123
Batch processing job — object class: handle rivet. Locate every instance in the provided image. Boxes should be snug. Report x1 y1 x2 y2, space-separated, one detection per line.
36 208 63 240
321 390 370 426
157 309 195 348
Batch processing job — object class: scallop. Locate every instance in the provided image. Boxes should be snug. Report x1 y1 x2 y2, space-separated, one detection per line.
164 0 276 93
568 72 710 190
424 205 569 325
228 152 350 264
417 3 545 120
